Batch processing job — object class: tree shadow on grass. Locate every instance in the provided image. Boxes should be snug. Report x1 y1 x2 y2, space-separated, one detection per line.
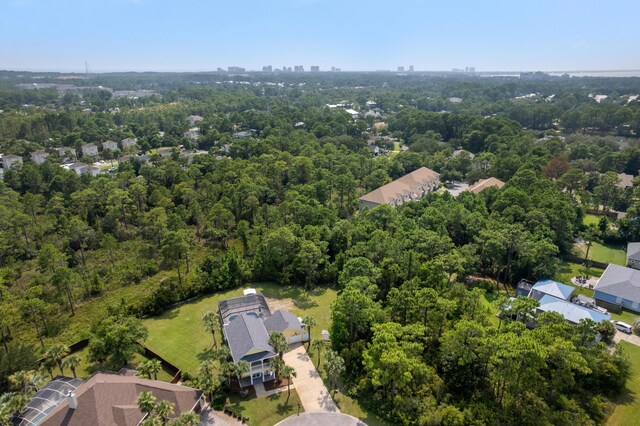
276 400 295 415
197 347 215 363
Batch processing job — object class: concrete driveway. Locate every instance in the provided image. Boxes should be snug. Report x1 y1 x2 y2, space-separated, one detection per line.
614 330 640 346
283 344 339 413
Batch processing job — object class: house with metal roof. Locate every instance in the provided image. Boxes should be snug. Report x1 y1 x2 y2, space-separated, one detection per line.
358 167 440 210
594 263 640 313
537 294 611 324
627 242 640 270
529 279 575 301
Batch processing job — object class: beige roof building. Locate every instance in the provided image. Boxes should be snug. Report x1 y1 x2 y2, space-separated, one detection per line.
358 167 440 210
618 173 634 188
467 177 505 193
37 373 203 426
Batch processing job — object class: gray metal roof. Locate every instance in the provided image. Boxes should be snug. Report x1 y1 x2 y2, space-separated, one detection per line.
223 313 275 363
594 264 640 302
627 242 640 262
264 310 304 334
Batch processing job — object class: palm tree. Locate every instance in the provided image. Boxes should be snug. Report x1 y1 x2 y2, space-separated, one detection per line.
8 370 31 393
146 359 163 381
280 365 297 404
137 391 157 416
62 355 81 379
213 345 230 364
7 393 30 416
45 344 69 376
270 357 284 382
324 350 345 396
202 311 220 348
154 400 175 424
301 316 316 349
174 412 200 426
268 332 288 360
311 340 324 368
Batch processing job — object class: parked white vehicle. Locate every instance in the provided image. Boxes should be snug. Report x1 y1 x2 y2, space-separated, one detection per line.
613 320 633 334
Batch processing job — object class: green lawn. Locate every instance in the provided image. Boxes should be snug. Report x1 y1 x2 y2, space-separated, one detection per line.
555 262 605 288
61 346 175 382
583 214 602 226
226 388 302 426
142 283 337 374
608 342 640 426
574 242 627 266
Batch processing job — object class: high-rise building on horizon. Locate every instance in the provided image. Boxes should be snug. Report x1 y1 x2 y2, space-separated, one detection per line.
310 65 320 72
409 65 414 72
397 66 405 72
227 66 245 73
294 65 304 72
262 65 272 72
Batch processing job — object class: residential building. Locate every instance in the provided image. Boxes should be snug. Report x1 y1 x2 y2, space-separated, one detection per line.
310 65 320 72
594 264 640 313
186 115 204 126
81 143 98 158
262 65 273 72
627 242 640 270
228 66 245 73
30 150 49 165
528 279 574 301
358 167 440 210
409 65 414 72
344 108 359 119
536 294 611 324
102 140 118 151
233 131 252 138
184 130 200 140
294 65 304 72
121 138 137 150
397 66 404 72
53 147 76 161
219 291 307 387
618 173 634 188
467 177 505 193
2 154 23 170
11 373 203 426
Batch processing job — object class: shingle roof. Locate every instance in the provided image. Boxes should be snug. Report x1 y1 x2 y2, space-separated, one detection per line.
223 314 275 363
359 167 439 205
467 177 505 193
264 310 304 334
531 279 575 300
594 264 640 302
618 173 634 188
39 373 202 426
627 242 640 262
537 294 611 324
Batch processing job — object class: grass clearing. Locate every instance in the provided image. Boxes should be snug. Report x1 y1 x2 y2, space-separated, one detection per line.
607 341 640 426
555 261 604 288
226 388 302 426
583 214 602 226
574 242 626 266
142 283 337 374
61 346 175 382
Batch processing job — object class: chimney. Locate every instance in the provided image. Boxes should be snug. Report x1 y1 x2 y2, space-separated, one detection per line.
66 390 78 409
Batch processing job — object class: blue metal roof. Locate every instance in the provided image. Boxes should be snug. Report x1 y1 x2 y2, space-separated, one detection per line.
532 279 575 300
537 294 611 324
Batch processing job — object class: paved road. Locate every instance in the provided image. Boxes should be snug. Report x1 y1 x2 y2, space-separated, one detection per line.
199 407 242 426
283 344 339 413
614 330 640 346
275 412 366 426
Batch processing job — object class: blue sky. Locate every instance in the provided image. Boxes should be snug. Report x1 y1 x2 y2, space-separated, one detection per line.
0 0 639 72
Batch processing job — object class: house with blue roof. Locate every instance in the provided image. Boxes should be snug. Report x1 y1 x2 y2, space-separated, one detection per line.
529 279 575 301
537 294 611 324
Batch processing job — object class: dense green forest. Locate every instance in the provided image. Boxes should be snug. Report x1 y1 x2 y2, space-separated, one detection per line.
1 71 640 425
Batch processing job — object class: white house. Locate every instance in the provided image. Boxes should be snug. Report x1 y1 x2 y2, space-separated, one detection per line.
102 140 118 151
2 155 23 170
81 144 99 158
121 138 138 150
187 115 204 126
30 150 49 165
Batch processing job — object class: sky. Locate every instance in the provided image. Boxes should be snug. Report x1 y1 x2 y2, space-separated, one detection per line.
1 0 639 73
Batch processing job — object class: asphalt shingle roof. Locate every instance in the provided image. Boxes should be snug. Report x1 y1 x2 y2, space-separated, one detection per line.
627 242 640 262
223 313 275 363
264 310 304 334
359 167 439 205
594 264 640 302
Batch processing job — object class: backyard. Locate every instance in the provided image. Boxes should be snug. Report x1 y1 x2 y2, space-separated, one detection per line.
574 241 627 266
142 283 337 374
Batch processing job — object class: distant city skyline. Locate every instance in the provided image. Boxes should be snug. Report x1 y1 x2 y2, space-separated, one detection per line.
1 0 639 73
